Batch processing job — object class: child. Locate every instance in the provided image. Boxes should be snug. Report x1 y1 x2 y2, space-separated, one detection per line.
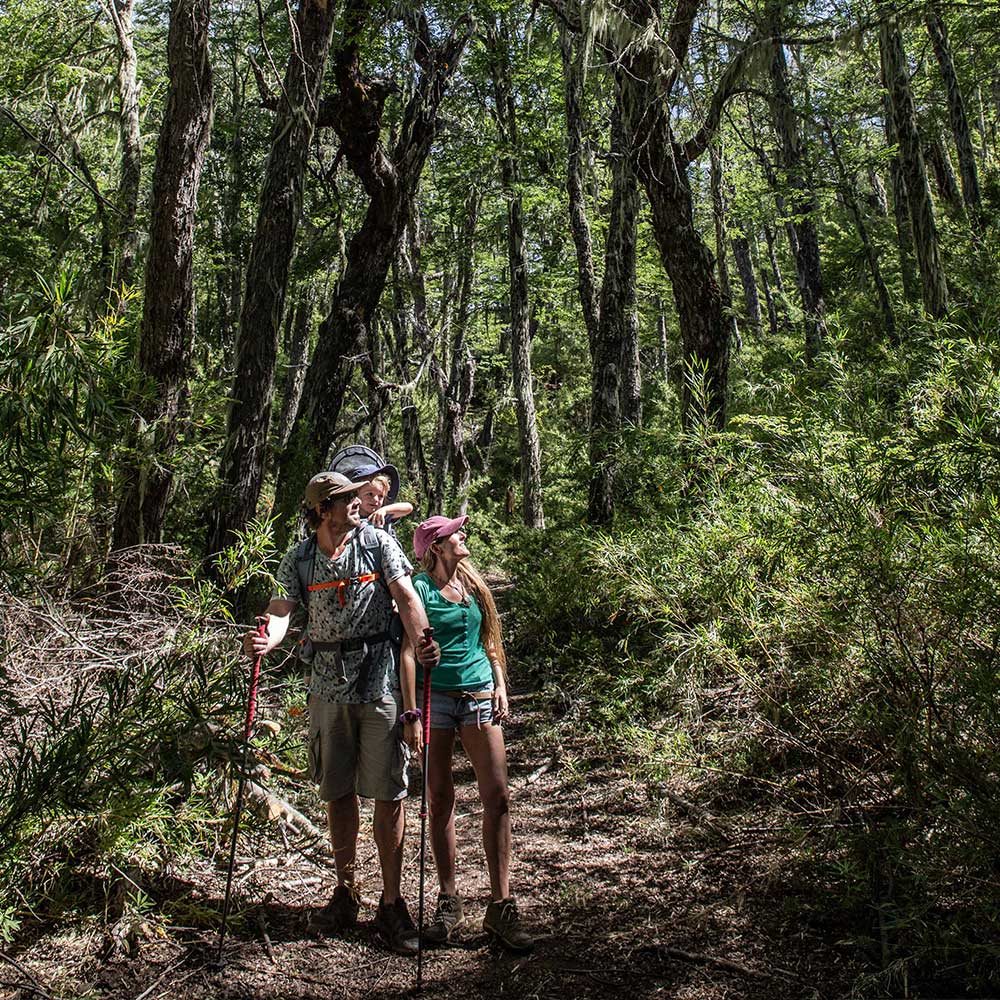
351 464 414 537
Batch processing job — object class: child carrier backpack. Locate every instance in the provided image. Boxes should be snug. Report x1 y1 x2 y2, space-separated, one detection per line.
292 524 403 664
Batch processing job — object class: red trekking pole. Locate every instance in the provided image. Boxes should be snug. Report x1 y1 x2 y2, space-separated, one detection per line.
416 626 434 991
214 618 267 968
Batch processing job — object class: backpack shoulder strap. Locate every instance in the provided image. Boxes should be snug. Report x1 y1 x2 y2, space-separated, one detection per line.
357 524 391 593
295 534 318 605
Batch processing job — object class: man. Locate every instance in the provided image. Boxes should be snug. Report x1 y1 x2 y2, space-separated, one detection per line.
244 471 439 955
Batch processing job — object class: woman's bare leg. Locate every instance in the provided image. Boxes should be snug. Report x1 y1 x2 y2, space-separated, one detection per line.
459 723 511 900
427 727 458 895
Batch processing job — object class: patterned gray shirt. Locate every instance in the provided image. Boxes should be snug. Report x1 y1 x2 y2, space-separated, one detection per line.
274 526 412 704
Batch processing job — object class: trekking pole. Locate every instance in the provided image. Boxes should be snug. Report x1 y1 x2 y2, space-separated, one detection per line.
214 618 267 969
416 626 434 992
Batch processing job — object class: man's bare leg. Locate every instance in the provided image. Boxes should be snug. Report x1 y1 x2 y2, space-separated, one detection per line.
373 798 404 902
328 794 360 885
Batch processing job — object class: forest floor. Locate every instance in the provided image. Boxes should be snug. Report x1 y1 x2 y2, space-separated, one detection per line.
3 686 863 1000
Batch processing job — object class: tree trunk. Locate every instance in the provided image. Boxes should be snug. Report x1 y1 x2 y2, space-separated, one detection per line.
102 0 142 297
112 0 213 549
391 246 431 508
441 190 479 514
588 98 639 525
925 9 982 219
826 124 896 343
617 0 730 429
220 50 244 352
730 218 762 338
206 0 336 559
880 17 949 318
490 18 544 528
767 9 827 360
560 28 600 349
368 319 391 461
656 299 670 384
276 285 315 451
756 229 780 338
272 5 472 539
926 133 963 212
709 141 739 350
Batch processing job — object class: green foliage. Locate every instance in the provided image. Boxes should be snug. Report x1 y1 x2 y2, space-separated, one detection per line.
503 324 1000 990
0 271 137 584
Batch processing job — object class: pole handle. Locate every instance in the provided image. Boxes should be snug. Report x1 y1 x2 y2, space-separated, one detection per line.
420 627 434 747
244 619 268 741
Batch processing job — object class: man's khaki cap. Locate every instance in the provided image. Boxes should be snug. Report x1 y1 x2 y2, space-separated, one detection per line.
303 471 371 508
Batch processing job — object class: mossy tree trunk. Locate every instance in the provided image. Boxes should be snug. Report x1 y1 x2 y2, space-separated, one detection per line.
206 0 337 560
112 0 213 549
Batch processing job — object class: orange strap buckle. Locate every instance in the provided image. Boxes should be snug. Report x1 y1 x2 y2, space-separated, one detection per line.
308 572 382 606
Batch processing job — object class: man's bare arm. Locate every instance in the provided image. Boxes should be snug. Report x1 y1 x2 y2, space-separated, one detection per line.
389 575 440 670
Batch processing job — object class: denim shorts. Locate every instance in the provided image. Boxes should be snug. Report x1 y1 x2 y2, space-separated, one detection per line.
418 685 495 730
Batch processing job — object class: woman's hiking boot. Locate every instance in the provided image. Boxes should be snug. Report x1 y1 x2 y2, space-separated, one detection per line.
307 884 360 935
374 895 419 955
423 893 465 944
483 897 533 953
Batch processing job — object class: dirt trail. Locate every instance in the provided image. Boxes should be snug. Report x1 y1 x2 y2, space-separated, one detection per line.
6 692 856 1000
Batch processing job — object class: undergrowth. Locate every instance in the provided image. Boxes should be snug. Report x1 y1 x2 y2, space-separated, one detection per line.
502 320 1000 994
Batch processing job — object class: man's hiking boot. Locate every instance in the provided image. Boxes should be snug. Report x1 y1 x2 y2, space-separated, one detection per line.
307 884 360 935
423 893 465 944
374 896 419 955
483 897 533 953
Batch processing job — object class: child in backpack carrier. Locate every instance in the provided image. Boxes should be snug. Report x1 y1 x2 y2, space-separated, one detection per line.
355 469 414 537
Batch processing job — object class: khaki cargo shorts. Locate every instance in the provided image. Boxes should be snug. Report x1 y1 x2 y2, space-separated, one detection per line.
308 692 409 802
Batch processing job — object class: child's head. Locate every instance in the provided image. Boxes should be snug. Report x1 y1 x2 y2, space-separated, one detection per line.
358 474 391 515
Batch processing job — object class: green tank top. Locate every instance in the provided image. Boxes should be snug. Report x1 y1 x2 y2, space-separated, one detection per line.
412 572 493 691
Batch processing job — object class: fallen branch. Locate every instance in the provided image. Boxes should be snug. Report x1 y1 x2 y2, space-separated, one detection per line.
657 786 733 842
514 755 557 788
643 944 779 980
256 913 277 965
245 781 327 841
0 953 53 1000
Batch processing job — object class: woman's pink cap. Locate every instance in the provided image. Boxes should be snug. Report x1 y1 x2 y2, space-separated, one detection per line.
413 515 468 560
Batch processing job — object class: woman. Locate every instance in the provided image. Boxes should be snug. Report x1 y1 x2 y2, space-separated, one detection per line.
399 514 533 952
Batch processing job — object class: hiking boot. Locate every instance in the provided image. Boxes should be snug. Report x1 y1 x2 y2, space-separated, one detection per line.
307 884 360 935
423 892 466 944
374 896 419 955
483 897 533 953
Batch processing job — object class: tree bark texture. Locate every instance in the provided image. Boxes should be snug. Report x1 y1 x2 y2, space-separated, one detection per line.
656 301 670 384
925 9 982 218
103 0 142 296
112 0 213 549
561 28 601 350
219 50 245 352
925 134 963 211
730 219 762 337
276 285 315 451
709 141 739 350
617 0 730 429
880 18 949 319
756 230 780 338
881 86 919 302
368 320 391 461
767 11 827 360
391 241 431 507
490 18 544 528
207 0 337 559
272 3 472 537
439 190 478 514
588 99 638 525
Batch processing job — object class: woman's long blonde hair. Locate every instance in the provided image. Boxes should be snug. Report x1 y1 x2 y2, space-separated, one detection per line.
422 548 506 672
